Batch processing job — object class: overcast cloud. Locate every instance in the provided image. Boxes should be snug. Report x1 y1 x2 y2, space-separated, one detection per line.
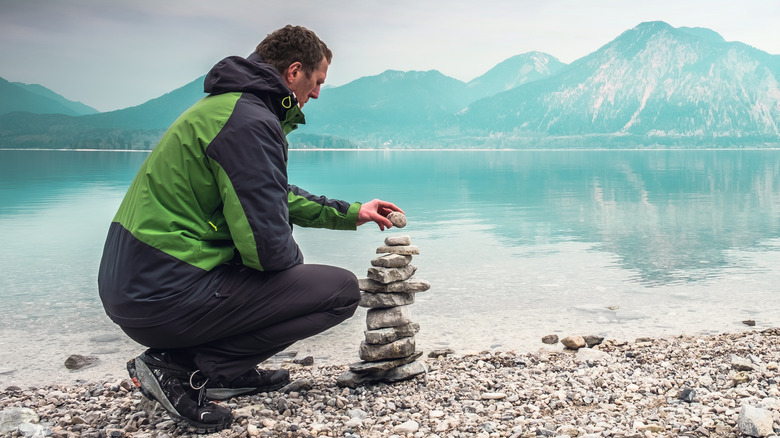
1 0 778 112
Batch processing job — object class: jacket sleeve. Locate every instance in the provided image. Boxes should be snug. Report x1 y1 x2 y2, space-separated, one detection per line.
207 107 302 272
288 184 361 230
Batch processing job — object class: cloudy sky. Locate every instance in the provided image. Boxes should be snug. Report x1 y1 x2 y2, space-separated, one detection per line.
1 0 778 112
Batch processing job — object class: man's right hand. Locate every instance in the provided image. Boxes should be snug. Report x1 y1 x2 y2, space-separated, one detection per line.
357 199 404 231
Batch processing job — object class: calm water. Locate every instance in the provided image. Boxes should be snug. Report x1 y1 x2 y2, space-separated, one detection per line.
1 149 779 386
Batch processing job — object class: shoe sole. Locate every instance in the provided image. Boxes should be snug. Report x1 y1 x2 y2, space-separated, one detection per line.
127 356 231 433
204 378 290 401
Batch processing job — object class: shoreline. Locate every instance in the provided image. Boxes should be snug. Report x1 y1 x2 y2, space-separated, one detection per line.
5 147 780 152
2 328 778 437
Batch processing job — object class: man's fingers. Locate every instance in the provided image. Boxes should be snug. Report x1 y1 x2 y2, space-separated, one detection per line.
371 211 393 230
379 201 403 214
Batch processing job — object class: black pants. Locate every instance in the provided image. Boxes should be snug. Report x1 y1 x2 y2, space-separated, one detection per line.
120 264 360 384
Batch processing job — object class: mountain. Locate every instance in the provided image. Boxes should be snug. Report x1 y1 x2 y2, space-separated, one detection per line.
298 70 479 145
0 77 95 117
466 52 567 98
82 75 207 130
2 21 779 149
11 82 99 115
297 54 564 146
452 21 780 147
0 76 207 149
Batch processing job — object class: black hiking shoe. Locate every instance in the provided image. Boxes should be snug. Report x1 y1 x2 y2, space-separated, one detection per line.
204 368 290 401
127 351 232 433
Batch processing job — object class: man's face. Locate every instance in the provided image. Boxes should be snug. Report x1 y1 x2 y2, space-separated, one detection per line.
287 56 329 108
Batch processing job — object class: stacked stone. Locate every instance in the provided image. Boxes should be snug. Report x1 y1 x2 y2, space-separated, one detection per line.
337 233 431 387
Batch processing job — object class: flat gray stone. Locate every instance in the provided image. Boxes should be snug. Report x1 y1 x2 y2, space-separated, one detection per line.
730 354 759 371
584 335 605 347
336 369 386 388
364 323 420 344
384 360 427 382
360 291 415 309
359 278 431 293
367 264 417 284
366 305 412 330
64 354 98 370
384 235 411 246
349 351 423 373
376 244 419 255
360 337 416 361
280 378 313 393
427 348 455 358
370 253 412 268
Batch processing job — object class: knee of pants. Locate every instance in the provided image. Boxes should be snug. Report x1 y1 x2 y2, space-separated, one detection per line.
337 270 361 311
346 272 361 297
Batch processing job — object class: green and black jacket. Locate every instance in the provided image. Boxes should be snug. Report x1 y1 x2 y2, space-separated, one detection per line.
98 53 360 327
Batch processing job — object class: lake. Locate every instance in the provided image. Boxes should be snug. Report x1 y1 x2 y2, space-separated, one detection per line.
1 148 779 387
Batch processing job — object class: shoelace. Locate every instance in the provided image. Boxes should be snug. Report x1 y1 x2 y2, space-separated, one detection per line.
188 370 210 405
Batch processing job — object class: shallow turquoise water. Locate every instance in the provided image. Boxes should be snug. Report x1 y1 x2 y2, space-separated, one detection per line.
1 149 779 386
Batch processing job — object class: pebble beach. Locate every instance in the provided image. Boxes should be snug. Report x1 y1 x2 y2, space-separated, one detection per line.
1 328 779 438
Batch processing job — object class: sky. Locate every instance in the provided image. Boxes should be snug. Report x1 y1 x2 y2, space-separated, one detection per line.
1 0 779 112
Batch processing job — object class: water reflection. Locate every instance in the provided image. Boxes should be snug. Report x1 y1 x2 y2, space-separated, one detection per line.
289 150 780 287
2 149 779 293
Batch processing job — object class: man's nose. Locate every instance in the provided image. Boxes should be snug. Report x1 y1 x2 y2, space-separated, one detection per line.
309 85 321 99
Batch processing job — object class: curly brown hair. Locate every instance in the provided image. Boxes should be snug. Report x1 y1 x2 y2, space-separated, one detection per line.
255 25 332 77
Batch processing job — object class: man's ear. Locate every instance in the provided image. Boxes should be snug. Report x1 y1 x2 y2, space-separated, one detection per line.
285 62 303 84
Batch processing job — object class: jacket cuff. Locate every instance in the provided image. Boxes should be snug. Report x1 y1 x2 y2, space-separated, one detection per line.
347 202 362 229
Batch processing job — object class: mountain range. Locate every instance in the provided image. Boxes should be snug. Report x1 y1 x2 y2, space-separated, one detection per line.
1 21 778 149
1 77 99 117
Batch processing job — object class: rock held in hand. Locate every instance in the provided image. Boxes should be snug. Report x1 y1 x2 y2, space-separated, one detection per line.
387 212 407 228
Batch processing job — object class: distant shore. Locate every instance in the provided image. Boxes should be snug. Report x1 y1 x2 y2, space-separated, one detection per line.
5 146 780 152
1 328 778 437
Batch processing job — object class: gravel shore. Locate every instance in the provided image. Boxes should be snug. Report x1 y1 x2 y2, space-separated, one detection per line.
1 329 779 438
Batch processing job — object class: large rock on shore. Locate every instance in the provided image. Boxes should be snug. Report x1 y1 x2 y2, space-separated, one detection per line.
0 407 40 434
738 405 774 437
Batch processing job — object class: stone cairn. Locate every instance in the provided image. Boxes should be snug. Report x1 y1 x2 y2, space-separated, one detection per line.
337 212 431 387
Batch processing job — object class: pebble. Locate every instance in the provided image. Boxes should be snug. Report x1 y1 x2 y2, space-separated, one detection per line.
1 330 779 438
394 419 418 433
561 335 586 350
63 354 98 370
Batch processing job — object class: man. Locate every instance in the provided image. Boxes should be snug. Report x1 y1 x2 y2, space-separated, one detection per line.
98 25 402 433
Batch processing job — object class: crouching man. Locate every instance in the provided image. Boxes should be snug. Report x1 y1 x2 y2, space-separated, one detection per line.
98 25 402 433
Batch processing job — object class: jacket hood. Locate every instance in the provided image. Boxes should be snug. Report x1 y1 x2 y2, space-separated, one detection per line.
204 53 300 123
